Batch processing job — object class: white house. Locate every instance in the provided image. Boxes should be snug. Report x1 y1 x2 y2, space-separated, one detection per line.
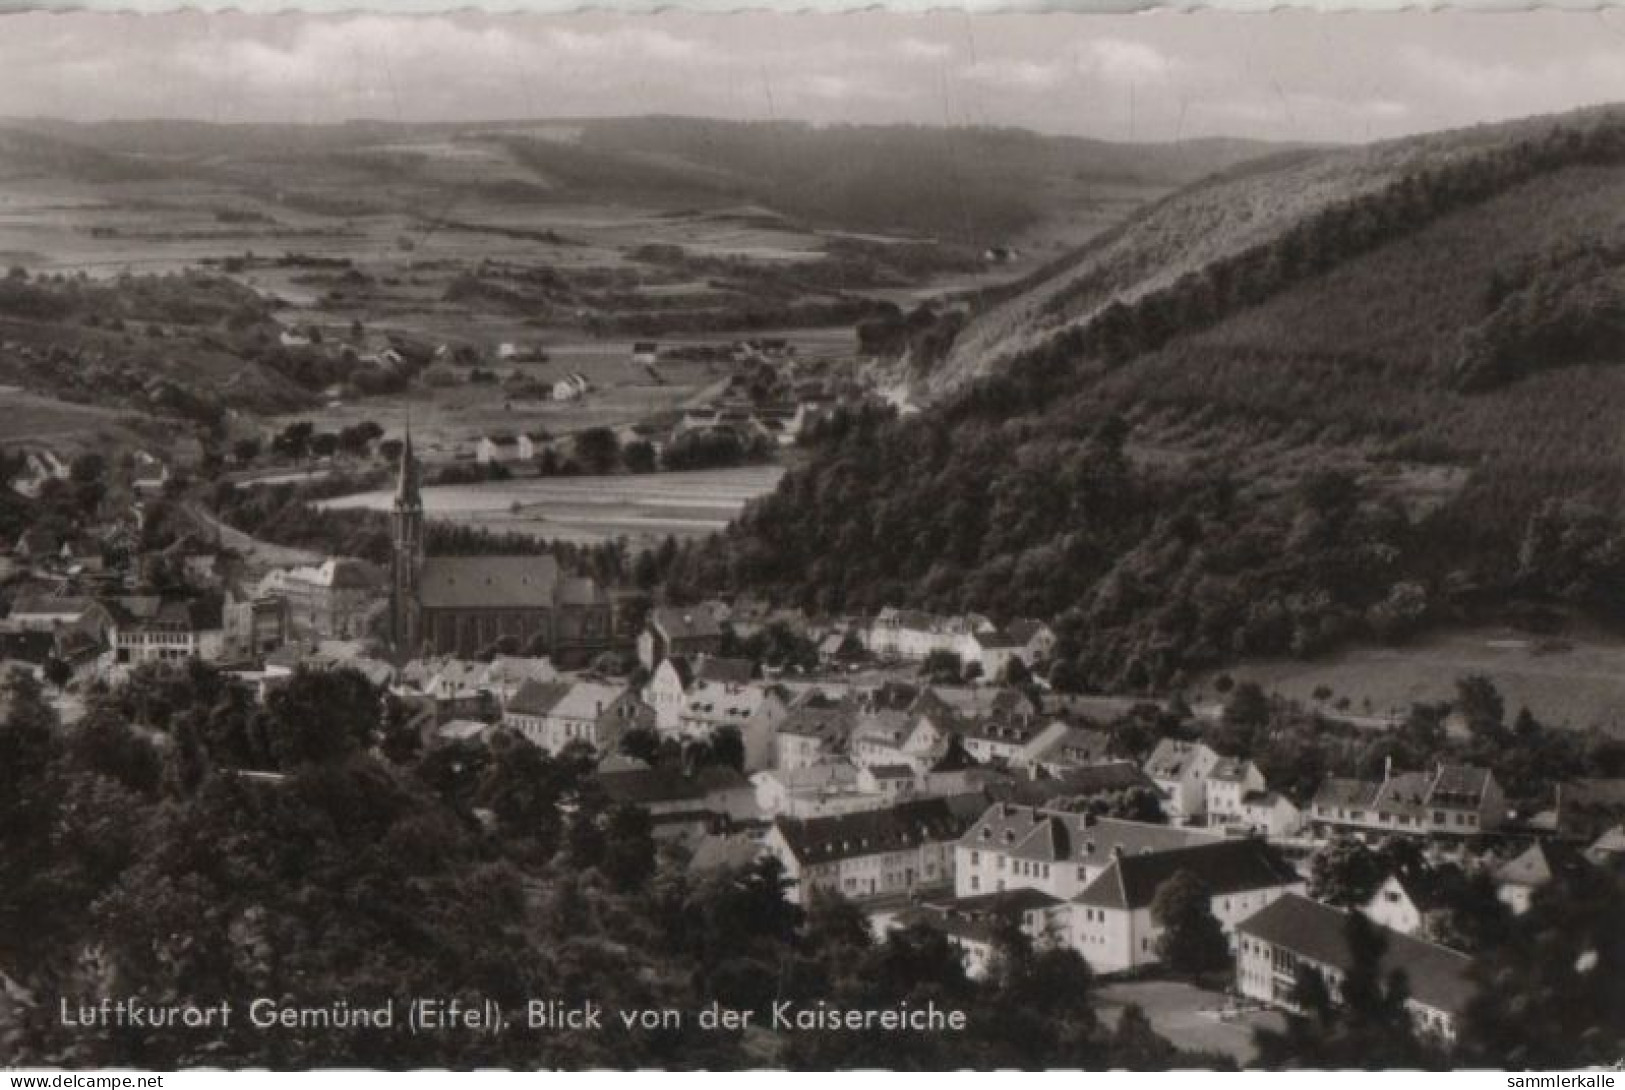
552 373 591 402
477 434 523 465
643 655 694 734
1310 762 1506 841
764 795 984 905
1070 837 1304 974
502 679 649 755
1143 739 1223 823
1205 755 1268 827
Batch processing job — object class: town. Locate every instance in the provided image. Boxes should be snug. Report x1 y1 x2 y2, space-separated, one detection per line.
3 423 1621 1064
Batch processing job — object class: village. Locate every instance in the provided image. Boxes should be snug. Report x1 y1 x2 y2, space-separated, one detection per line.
3 416 1622 1060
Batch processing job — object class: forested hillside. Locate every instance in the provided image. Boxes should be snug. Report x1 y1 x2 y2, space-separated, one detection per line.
684 109 1625 693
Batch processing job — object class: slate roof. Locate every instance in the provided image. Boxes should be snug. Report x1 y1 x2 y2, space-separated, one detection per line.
777 702 857 744
773 795 985 866
9 593 95 618
961 802 1210 865
418 555 561 610
1144 739 1215 780
1026 724 1114 767
1073 837 1302 910
1237 894 1476 1017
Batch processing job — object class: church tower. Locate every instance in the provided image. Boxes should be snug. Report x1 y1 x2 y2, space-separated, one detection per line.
391 424 425 660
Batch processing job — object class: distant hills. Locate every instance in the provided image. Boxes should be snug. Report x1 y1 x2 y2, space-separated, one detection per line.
0 115 1279 243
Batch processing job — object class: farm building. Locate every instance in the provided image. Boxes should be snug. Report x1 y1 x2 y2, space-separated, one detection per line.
477 434 522 464
630 342 659 366
552 373 591 402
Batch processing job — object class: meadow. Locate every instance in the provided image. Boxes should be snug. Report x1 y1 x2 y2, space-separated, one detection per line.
317 464 786 546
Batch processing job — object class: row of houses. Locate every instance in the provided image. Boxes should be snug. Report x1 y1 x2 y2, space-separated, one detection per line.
865 607 1055 677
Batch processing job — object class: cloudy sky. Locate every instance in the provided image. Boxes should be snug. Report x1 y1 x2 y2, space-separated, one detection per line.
3 11 1625 143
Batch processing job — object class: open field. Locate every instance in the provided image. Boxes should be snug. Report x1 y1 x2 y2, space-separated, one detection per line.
0 386 151 455
1193 626 1625 737
1096 980 1283 1065
317 464 785 546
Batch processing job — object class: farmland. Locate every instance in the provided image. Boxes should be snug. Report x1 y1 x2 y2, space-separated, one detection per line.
316 464 785 546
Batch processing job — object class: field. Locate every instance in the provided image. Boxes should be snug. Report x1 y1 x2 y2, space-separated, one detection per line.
0 385 151 455
1193 626 1625 737
1095 980 1284 1065
317 465 785 546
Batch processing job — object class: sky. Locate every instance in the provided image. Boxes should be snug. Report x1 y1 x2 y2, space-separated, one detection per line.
3 11 1625 143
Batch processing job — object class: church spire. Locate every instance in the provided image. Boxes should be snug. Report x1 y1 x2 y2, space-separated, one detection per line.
395 416 421 510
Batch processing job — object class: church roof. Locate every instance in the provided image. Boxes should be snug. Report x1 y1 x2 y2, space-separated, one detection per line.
418 556 561 610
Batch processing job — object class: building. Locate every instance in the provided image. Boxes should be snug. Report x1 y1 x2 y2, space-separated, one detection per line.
501 678 649 755
1542 779 1625 843
1494 839 1598 915
257 558 386 640
518 432 551 461
886 889 1069 979
1310 762 1506 841
552 373 590 401
1205 756 1268 827
5 593 95 632
222 586 290 659
1238 791 1307 839
1017 722 1115 777
1361 873 1450 937
753 761 871 819
637 606 725 669
643 655 694 733
1235 893 1475 1043
765 795 985 905
1004 619 1057 665
100 596 226 667
477 434 523 465
1143 739 1223 823
865 608 994 665
391 431 614 661
955 802 1215 901
1070 837 1304 974
775 696 857 771
131 451 170 496
630 342 659 366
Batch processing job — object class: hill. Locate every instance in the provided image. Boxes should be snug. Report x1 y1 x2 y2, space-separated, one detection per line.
0 116 1276 245
689 105 1625 696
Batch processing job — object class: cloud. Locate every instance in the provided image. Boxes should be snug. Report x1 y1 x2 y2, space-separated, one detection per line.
1077 38 1176 83
961 58 1067 92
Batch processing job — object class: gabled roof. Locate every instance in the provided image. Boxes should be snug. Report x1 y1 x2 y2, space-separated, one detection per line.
696 656 755 686
1495 839 1596 889
653 654 695 688
418 555 561 610
1004 619 1052 644
1073 837 1301 910
962 801 1209 864
506 679 572 717
1144 738 1215 780
773 795 985 866
1237 894 1476 1016
9 593 94 617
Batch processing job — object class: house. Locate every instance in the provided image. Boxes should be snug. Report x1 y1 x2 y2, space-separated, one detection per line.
1205 756 1268 827
1238 790 1307 839
643 654 694 733
221 586 290 659
1361 873 1451 937
630 342 659 367
517 431 551 461
5 593 95 631
1542 779 1625 843
955 802 1215 901
679 658 787 771
1310 761 1506 840
477 434 522 465
257 559 386 640
1494 839 1598 915
1143 739 1223 823
11 448 69 498
552 373 590 402
1018 722 1115 777
1005 619 1057 665
887 888 1068 979
764 795 985 905
775 695 857 771
865 608 995 664
753 761 875 819
13 526 63 563
1587 825 1625 869
131 451 169 496
1070 837 1304 974
502 678 649 755
478 655 559 709
637 605 724 669
1235 893 1475 1043
101 596 226 667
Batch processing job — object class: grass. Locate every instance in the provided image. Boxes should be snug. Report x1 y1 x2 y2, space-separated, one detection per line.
1095 979 1283 1065
1193 624 1625 737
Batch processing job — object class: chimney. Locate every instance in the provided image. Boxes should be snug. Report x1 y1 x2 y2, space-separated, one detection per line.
1384 755 1393 782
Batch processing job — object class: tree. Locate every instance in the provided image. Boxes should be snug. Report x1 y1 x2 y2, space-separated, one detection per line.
1455 675 1506 740
600 803 656 892
575 427 621 475
263 666 380 768
1150 870 1230 977
1309 837 1388 907
42 657 73 689
271 421 315 462
622 440 657 474
231 437 262 467
1224 681 1270 730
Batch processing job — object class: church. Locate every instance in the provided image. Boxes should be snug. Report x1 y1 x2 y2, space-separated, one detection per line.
391 431 616 661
